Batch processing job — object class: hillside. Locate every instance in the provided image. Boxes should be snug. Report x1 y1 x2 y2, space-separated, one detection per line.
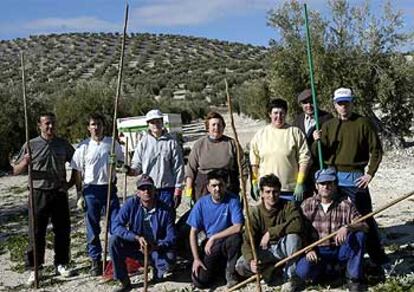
0 32 268 101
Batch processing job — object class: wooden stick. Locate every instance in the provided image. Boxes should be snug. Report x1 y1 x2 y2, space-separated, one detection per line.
225 79 262 292
227 190 414 291
143 243 149 292
122 136 129 203
21 51 39 288
102 2 129 274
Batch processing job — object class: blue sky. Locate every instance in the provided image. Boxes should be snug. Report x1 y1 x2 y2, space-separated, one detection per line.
0 0 412 48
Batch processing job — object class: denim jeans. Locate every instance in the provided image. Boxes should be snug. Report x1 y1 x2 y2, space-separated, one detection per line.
296 231 366 281
84 184 120 261
109 235 175 280
338 186 388 265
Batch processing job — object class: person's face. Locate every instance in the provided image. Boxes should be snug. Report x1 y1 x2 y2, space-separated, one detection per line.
269 107 286 128
148 118 164 135
334 101 353 120
301 98 314 116
137 185 156 204
38 115 56 139
208 118 224 139
316 181 336 200
88 119 104 140
207 178 226 202
261 185 280 210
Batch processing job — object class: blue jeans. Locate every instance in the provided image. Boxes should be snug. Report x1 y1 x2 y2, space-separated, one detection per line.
236 234 302 280
109 235 175 280
84 184 120 261
339 186 388 265
296 231 366 281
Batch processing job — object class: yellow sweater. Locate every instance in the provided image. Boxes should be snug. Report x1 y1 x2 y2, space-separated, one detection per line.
250 124 311 191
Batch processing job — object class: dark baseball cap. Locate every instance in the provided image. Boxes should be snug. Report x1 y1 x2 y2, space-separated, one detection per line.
136 174 155 189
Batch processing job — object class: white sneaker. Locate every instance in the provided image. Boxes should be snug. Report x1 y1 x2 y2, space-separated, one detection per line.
27 270 42 286
56 264 73 277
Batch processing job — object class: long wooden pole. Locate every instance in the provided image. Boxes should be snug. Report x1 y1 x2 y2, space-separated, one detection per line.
143 243 149 292
304 3 323 170
102 3 129 273
122 136 129 203
225 79 262 292
227 190 414 291
20 51 39 288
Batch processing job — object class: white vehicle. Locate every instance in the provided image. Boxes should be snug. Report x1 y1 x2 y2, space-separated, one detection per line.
117 113 183 151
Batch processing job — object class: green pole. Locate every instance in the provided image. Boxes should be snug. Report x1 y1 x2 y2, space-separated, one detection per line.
304 3 324 170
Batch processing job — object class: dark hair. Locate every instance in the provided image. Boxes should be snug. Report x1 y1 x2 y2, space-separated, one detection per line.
207 169 228 183
267 98 288 114
204 111 226 130
87 112 106 126
38 112 56 122
259 174 282 191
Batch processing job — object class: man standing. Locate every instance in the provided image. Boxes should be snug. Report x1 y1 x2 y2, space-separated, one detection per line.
128 109 184 209
71 113 124 276
313 87 390 272
110 175 176 292
235 174 302 292
293 89 332 197
296 168 368 291
13 112 76 285
187 169 244 288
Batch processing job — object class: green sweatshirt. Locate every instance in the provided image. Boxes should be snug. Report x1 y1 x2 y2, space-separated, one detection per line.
241 200 303 263
312 113 382 177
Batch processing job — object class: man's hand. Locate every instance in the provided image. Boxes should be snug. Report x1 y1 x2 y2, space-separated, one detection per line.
335 226 348 246
312 130 321 141
22 154 31 167
250 260 258 273
173 188 182 209
192 258 207 277
117 164 130 174
76 191 86 211
204 236 215 255
293 183 305 202
355 174 372 189
259 232 270 250
135 236 147 252
305 250 318 263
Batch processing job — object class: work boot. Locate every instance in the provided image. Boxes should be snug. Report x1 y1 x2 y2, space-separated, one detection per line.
55 264 74 277
225 271 239 288
90 260 103 276
346 279 367 292
112 277 132 292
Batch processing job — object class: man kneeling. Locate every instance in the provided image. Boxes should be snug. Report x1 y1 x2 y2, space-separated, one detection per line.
296 168 368 291
110 175 176 292
235 174 303 291
187 169 244 288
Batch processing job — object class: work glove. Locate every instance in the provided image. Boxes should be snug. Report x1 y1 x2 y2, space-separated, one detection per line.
251 179 260 201
293 183 305 202
76 191 86 211
184 187 194 207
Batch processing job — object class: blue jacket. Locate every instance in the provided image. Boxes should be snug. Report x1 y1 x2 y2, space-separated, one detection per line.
112 196 176 250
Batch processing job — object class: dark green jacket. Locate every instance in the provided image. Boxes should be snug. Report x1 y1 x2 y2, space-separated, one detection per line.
312 113 382 176
241 200 303 262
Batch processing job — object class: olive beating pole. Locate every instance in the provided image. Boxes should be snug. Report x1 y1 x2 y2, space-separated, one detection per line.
225 79 262 292
102 2 129 273
122 136 129 203
304 3 323 170
21 51 39 288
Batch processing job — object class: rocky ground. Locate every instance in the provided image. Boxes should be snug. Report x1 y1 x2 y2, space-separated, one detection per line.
0 113 413 291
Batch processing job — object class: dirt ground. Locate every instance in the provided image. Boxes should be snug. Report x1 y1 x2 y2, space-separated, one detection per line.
0 113 413 291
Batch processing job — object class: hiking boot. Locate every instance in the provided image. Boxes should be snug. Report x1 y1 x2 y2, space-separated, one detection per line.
90 260 103 276
225 271 239 288
55 264 73 277
27 270 42 286
346 279 367 292
112 277 132 292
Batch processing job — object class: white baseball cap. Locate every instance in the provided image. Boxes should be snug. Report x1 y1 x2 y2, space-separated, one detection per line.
145 109 164 122
333 87 354 103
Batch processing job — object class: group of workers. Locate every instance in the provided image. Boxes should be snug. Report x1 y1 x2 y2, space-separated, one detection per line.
12 86 390 292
